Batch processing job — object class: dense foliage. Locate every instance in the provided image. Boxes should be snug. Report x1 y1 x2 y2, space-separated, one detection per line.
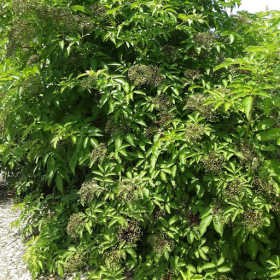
1 0 280 279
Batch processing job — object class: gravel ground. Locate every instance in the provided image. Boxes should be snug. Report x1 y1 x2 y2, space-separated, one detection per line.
0 173 134 280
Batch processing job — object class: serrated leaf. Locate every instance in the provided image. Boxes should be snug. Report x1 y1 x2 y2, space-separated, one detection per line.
257 128 280 141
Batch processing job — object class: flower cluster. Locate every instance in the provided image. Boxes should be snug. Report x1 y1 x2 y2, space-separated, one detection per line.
104 246 125 272
150 233 174 259
183 94 217 121
6 19 36 57
22 75 44 96
116 179 144 204
186 210 201 228
184 69 201 80
215 87 232 95
105 119 127 137
184 123 205 143
253 177 276 197
160 45 178 60
78 179 104 206
64 254 85 273
230 66 250 76
90 143 107 164
128 65 165 88
152 95 173 111
117 219 142 245
90 4 108 20
194 32 216 48
80 76 96 91
144 111 174 138
242 208 265 232
26 54 40 66
237 144 261 171
202 152 225 174
73 14 94 33
231 14 250 24
224 178 245 201
66 212 86 239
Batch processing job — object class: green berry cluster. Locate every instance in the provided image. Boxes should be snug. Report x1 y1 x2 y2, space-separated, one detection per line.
26 54 40 66
22 75 44 95
161 269 175 280
202 152 225 174
237 144 260 171
231 14 250 24
66 212 86 239
186 210 201 228
78 179 103 206
215 87 232 95
224 178 245 201
184 69 201 80
194 32 216 48
160 44 178 60
90 143 107 165
73 14 94 33
6 19 36 57
152 95 173 111
183 94 217 121
184 123 205 143
242 208 265 232
230 66 250 76
105 119 127 137
128 65 165 88
117 219 142 245
116 179 144 204
104 246 125 272
150 232 174 259
80 76 96 91
157 111 175 129
90 4 107 20
64 254 85 273
253 177 276 197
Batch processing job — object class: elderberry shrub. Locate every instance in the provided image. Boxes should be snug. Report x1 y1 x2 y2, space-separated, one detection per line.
64 254 85 273
150 232 175 261
160 44 178 60
242 208 265 233
194 32 216 48
184 69 201 81
90 4 108 20
253 177 276 197
236 143 261 172
128 65 165 88
103 246 125 272
105 119 127 137
21 75 44 96
90 143 107 164
80 76 96 91
116 179 144 204
117 219 142 246
152 95 173 111
66 212 86 239
78 179 104 206
202 152 226 174
26 54 40 66
183 94 218 121
184 123 205 143
224 178 246 201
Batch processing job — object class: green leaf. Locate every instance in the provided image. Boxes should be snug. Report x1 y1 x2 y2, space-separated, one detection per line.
255 119 274 131
200 215 213 236
201 262 216 270
248 235 258 260
257 128 280 141
57 263 64 278
124 133 135 146
169 216 178 226
242 96 253 119
55 173 64 194
255 230 270 244
126 248 137 259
